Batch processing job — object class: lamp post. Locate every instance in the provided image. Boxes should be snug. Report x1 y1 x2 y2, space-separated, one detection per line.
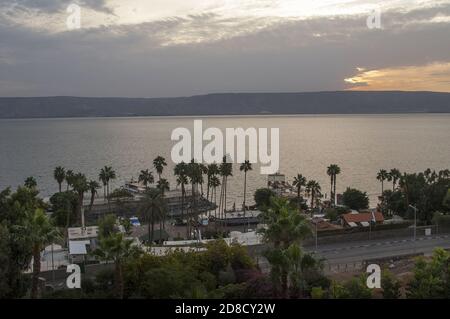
409 205 418 252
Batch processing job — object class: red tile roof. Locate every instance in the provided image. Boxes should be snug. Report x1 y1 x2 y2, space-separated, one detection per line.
342 212 384 224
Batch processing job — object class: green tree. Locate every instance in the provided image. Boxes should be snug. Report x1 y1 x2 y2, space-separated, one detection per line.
382 269 401 299
88 180 100 211
138 169 154 188
240 160 253 216
94 233 141 299
141 188 165 245
21 209 59 299
71 173 89 225
174 162 189 235
327 164 341 206
53 166 66 193
49 191 78 228
389 168 401 191
306 180 321 213
24 177 37 189
65 170 75 191
342 187 369 210
254 188 275 209
293 174 307 212
153 156 167 181
377 169 389 194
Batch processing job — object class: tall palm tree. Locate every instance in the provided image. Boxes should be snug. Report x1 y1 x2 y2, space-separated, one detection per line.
187 160 203 236
206 163 219 202
71 173 89 225
141 188 165 245
105 166 116 197
88 180 100 211
93 233 141 299
65 170 74 191
377 169 389 194
219 156 233 218
389 168 401 191
22 209 59 299
327 164 341 206
259 197 311 297
24 176 37 189
153 156 167 181
240 160 253 215
156 178 170 239
157 178 170 196
99 168 108 199
292 174 307 212
138 169 154 189
208 175 221 217
53 166 66 193
306 180 321 214
174 162 188 236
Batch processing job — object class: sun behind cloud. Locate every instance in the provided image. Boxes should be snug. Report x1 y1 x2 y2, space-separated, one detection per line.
345 62 450 92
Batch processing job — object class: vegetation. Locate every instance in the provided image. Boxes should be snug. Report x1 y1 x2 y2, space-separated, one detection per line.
342 187 369 210
253 188 276 209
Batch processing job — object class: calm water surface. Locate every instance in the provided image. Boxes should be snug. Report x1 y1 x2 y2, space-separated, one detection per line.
0 114 449 206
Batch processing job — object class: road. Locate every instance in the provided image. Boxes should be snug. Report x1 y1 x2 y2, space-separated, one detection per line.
306 234 450 265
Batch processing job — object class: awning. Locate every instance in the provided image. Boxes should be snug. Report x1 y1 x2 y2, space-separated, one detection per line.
69 240 90 255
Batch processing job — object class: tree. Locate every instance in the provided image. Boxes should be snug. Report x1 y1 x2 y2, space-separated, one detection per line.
259 197 311 297
209 175 221 217
342 187 369 210
21 209 59 299
306 180 321 213
94 233 141 299
99 166 116 198
65 170 75 191
88 180 100 211
174 162 189 235
24 177 37 189
219 156 233 218
327 164 341 206
254 188 275 209
71 173 89 225
206 163 219 203
377 169 389 194
389 168 401 191
156 178 170 238
141 188 165 245
153 156 167 181
292 174 307 212
382 269 401 299
138 169 154 188
240 160 252 216
407 248 450 298
53 166 66 193
99 168 108 199
49 191 78 228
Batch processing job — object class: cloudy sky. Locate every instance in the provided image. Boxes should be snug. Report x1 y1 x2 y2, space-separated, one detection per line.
1 0 449 97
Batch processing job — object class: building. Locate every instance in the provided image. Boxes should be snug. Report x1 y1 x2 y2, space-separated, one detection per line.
340 212 384 228
67 226 99 263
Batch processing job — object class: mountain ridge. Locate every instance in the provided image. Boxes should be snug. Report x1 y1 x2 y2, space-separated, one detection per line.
1 91 449 119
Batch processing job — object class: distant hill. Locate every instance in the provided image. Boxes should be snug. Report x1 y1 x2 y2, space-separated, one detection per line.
0 91 449 118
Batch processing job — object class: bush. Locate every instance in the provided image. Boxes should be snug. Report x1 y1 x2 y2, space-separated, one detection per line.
254 188 276 209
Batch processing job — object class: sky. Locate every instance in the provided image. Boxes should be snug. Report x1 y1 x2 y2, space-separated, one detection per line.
0 0 449 97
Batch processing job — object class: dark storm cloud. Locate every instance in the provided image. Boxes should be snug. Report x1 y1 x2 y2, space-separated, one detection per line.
0 2 449 96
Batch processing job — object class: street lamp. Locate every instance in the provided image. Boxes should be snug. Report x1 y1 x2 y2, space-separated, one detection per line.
409 205 418 251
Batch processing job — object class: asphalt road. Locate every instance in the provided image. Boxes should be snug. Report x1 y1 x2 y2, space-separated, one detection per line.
307 234 450 265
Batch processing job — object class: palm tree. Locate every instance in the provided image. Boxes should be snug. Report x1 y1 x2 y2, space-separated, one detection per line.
187 160 203 236
240 160 253 215
24 176 37 189
93 233 141 299
156 178 170 239
71 173 89 225
292 174 307 211
53 166 66 193
153 156 167 181
141 188 165 245
23 209 59 299
65 170 74 191
138 169 154 188
206 163 219 202
377 169 389 194
88 180 100 211
259 197 311 297
327 164 341 206
174 162 188 236
389 168 401 191
208 175 221 217
219 156 233 218
306 180 321 214
99 168 108 199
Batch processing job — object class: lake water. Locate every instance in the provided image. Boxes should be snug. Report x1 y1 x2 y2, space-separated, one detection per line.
0 114 449 206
